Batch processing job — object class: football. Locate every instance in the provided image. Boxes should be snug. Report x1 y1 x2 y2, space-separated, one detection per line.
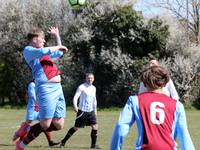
68 0 86 8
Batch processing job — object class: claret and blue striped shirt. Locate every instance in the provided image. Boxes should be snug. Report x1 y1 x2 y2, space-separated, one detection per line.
23 46 63 85
110 92 195 150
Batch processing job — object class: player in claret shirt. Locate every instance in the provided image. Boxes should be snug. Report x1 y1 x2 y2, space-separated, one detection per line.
110 65 195 150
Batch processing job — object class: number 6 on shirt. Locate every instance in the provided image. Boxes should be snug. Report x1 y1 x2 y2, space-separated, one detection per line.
150 102 165 125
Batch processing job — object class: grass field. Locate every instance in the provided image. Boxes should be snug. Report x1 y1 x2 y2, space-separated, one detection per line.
0 108 199 150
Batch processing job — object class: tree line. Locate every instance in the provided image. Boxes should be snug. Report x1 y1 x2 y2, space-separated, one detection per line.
0 0 199 108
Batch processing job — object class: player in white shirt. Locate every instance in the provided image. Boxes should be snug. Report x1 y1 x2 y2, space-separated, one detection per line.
138 59 180 100
58 73 100 149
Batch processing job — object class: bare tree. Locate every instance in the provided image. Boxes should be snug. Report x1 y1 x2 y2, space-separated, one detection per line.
142 0 200 45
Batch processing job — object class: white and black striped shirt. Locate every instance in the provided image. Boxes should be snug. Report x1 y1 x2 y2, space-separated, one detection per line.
73 82 97 112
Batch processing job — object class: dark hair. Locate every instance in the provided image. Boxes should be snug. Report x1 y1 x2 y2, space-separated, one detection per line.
141 66 169 90
27 27 44 41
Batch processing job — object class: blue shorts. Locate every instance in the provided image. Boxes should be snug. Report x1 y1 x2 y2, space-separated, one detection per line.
36 82 66 119
26 98 39 121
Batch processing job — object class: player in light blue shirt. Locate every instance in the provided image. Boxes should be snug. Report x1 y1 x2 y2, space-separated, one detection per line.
16 27 68 150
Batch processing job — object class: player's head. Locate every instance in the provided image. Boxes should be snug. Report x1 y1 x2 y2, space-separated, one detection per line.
149 59 160 66
85 73 94 85
27 27 45 48
141 66 169 91
147 55 160 67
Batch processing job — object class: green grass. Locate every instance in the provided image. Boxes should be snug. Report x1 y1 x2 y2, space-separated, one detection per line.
0 108 199 150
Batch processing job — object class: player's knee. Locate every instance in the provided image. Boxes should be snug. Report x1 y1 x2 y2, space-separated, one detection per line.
73 126 79 131
91 124 98 130
40 123 50 131
52 119 64 130
56 123 64 130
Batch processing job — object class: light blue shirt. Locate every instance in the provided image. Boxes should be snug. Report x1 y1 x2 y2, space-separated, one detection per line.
23 46 63 85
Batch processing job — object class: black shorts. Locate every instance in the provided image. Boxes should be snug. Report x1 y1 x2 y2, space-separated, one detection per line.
74 110 97 128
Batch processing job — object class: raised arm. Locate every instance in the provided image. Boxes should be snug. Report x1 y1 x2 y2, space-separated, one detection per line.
48 27 62 46
168 79 180 100
48 27 68 59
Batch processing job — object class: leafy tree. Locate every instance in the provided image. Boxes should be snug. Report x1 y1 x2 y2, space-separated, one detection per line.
1 0 198 108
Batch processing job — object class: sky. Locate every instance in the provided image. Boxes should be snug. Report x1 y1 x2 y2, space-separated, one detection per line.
133 0 167 17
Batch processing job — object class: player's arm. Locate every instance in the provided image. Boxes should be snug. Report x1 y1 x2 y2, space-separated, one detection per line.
93 88 97 115
168 79 180 100
73 86 82 113
48 27 68 59
176 101 195 150
138 82 147 94
48 26 62 46
110 96 135 150
27 82 38 112
23 45 68 62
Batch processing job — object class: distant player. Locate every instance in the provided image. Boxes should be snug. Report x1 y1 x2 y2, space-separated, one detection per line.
110 66 195 150
139 58 180 100
58 73 101 149
12 82 59 147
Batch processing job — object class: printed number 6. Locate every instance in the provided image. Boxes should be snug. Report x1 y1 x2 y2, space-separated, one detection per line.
150 102 165 124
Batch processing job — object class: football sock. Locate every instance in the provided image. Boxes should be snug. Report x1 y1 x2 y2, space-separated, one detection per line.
44 132 52 142
62 127 76 144
91 129 97 147
22 123 43 145
46 123 59 132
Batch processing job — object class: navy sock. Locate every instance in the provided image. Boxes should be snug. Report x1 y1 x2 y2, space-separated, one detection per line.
62 127 76 144
91 129 97 146
23 123 43 145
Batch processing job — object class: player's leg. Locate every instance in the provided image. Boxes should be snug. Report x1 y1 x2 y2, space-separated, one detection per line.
59 110 86 147
16 122 44 150
89 112 101 149
59 126 78 147
13 103 40 142
90 124 101 149
13 121 32 142
15 104 41 150
37 82 66 131
15 113 49 150
15 116 57 150
44 131 60 147
16 83 64 150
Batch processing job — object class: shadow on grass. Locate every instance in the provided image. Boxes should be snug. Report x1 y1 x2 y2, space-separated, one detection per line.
62 145 93 149
0 144 15 147
0 144 93 149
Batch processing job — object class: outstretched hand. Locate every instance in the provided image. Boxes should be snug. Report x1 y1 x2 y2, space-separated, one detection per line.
48 27 60 37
